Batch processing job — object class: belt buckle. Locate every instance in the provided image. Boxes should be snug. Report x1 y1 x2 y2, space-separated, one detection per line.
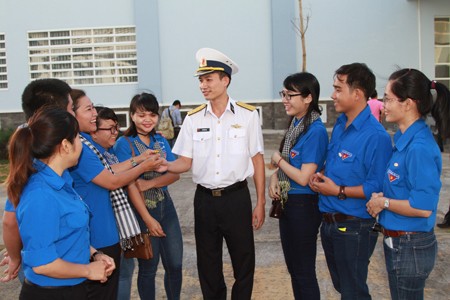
212 189 223 197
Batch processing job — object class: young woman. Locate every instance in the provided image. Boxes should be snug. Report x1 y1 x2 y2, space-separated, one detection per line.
268 72 328 299
366 68 450 299
114 93 183 300
5 108 115 300
69 89 163 299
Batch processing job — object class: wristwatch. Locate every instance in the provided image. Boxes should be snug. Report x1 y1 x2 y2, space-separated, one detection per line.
384 198 390 209
337 185 347 200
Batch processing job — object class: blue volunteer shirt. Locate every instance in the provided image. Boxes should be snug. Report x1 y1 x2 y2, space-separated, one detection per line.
17 160 90 287
288 118 328 194
70 132 120 249
379 119 441 232
319 106 392 218
114 133 175 191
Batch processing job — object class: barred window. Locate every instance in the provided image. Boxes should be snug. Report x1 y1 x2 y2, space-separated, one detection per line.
0 33 7 89
435 17 450 89
28 26 138 85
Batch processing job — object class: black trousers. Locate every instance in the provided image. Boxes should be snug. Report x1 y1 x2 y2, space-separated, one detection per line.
20 280 87 300
194 184 255 300
86 243 121 300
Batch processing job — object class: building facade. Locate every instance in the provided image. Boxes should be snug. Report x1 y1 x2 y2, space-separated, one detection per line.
0 0 449 129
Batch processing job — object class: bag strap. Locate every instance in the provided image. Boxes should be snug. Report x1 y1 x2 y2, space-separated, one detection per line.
124 136 136 157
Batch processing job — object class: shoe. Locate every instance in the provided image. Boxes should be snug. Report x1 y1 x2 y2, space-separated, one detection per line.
437 210 450 228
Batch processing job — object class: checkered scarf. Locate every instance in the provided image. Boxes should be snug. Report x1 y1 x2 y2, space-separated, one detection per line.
133 138 165 209
277 111 321 207
80 136 142 251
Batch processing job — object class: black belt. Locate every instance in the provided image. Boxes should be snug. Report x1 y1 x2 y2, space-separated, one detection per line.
322 212 358 223
197 180 247 197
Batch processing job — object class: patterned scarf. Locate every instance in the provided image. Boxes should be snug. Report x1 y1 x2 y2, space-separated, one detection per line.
80 136 142 251
134 137 165 209
277 111 321 207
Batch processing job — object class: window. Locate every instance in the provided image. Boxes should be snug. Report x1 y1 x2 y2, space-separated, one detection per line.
435 17 450 89
0 33 7 89
28 26 138 86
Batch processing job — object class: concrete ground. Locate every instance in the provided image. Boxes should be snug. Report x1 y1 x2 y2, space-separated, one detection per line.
1 130 450 299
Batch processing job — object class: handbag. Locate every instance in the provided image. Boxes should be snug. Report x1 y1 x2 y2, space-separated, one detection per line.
124 231 153 259
122 136 154 260
269 200 283 219
157 108 175 139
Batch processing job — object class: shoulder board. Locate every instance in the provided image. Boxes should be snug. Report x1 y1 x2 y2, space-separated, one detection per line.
188 104 207 116
236 101 256 111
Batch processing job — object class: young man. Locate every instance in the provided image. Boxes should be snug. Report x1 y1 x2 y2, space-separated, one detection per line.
161 99 183 147
310 63 392 299
166 48 265 299
1 79 73 283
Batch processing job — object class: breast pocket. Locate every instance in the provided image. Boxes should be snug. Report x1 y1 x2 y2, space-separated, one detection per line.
65 210 89 229
228 128 247 154
336 154 365 181
193 132 212 157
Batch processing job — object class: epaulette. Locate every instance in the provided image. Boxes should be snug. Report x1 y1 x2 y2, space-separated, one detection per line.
236 101 256 111
187 104 207 116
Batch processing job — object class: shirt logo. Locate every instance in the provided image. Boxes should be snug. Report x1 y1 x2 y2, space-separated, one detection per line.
338 150 352 160
387 169 400 182
290 149 299 158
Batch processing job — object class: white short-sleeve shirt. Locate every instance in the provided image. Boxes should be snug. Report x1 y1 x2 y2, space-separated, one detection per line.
173 97 264 189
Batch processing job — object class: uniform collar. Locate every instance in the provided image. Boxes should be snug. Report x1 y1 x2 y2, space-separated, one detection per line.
33 159 73 191
336 105 371 131
206 97 236 115
394 118 427 152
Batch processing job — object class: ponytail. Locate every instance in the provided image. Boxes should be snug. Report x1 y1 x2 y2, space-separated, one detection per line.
431 81 450 138
5 127 35 207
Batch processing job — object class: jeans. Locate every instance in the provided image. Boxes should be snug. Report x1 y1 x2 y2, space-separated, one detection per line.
136 191 183 300
383 231 437 300
320 217 378 300
279 194 322 300
117 256 136 300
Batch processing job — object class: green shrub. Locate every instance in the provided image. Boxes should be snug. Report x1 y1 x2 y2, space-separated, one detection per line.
0 128 14 160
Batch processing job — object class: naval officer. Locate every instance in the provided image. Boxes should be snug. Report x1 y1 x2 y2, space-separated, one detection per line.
166 48 265 299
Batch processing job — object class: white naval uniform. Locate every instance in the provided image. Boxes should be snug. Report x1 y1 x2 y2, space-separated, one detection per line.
172 97 264 189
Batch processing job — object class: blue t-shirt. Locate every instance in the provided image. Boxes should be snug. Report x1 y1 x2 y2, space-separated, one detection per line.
379 119 441 231
319 106 393 218
4 198 14 212
114 133 175 191
288 118 328 195
69 133 119 249
17 160 90 286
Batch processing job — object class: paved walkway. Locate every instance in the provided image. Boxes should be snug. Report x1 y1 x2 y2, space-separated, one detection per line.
1 131 450 299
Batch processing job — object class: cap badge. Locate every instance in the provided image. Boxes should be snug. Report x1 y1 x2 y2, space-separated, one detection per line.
200 57 207 67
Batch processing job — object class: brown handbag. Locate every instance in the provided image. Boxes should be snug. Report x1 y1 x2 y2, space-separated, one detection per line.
124 231 153 259
122 136 154 260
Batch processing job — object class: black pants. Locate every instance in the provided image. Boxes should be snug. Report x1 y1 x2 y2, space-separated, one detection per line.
20 279 88 300
194 184 255 300
86 243 121 300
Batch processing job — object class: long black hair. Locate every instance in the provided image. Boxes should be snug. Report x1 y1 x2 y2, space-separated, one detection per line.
279 72 321 152
389 68 450 137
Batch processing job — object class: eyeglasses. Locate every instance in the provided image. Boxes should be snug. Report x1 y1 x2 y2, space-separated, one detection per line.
382 96 401 105
97 125 120 134
279 90 303 101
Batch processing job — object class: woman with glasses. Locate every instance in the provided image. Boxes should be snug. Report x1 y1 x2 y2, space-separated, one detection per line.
268 72 328 299
69 89 162 300
367 69 450 300
114 93 183 300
